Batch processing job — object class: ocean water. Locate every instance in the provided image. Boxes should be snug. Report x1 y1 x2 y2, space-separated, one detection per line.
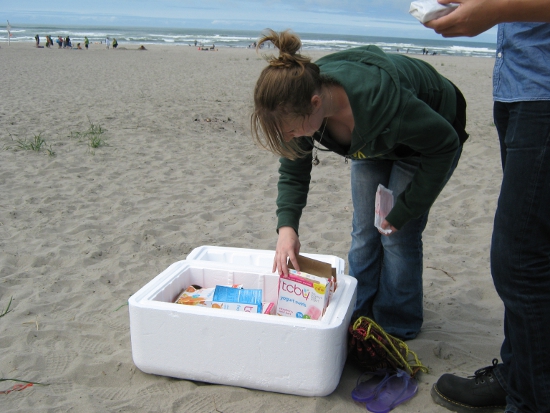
1 24 497 58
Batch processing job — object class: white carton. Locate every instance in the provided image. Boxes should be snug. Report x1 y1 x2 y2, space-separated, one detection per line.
129 246 357 396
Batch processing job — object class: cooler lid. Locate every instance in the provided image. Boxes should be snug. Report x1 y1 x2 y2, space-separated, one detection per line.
186 245 345 275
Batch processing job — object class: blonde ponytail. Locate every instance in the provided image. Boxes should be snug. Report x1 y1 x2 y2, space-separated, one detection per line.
258 29 311 72
251 29 323 159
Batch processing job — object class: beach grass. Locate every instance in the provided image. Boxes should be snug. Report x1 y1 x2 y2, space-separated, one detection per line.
14 134 46 152
88 132 107 149
0 297 13 318
69 120 108 153
3 133 55 156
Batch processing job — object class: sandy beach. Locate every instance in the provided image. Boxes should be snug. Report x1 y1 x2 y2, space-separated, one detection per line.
0 42 503 412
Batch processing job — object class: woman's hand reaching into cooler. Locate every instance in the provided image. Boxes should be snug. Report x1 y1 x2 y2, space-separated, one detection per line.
273 226 301 275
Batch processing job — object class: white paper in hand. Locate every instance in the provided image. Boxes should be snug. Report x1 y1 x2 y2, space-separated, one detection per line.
409 0 459 23
374 184 394 234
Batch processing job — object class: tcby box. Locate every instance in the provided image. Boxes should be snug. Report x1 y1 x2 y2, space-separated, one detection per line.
277 255 337 320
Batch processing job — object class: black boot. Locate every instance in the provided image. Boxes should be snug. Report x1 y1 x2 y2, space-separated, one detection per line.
431 359 507 413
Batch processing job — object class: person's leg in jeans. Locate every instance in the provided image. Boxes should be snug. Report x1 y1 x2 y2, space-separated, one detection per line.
491 101 550 413
349 149 461 340
349 158 393 323
374 157 429 340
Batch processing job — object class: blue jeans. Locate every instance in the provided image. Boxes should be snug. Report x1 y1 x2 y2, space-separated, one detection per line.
490 101 550 413
349 148 461 340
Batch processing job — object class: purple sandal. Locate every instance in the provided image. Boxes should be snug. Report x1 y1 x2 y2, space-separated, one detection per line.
365 369 418 413
351 370 391 403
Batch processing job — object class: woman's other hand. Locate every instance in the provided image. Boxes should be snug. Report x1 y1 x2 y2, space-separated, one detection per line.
379 219 398 236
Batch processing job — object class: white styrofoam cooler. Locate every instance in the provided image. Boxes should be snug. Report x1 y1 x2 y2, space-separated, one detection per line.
129 246 357 396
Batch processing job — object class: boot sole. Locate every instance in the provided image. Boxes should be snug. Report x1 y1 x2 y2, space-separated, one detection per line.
430 384 505 413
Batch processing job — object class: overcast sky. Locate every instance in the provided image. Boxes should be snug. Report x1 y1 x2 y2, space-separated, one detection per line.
2 0 497 42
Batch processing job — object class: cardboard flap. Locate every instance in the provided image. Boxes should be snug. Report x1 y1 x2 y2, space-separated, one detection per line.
288 255 336 279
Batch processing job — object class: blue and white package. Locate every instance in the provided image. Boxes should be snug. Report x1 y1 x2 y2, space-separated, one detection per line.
212 285 263 313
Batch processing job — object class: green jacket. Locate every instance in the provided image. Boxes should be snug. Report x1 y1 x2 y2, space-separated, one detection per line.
276 46 460 232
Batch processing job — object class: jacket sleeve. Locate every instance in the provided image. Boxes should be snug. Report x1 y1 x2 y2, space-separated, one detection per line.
385 93 460 229
276 140 314 235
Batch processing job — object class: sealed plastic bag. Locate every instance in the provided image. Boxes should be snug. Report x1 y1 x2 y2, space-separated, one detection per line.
375 184 394 235
409 0 458 23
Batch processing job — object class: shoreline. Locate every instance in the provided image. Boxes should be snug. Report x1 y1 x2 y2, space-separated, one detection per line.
1 41 497 60
1 26 497 58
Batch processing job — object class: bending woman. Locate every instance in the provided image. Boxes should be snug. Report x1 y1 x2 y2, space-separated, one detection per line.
251 30 468 340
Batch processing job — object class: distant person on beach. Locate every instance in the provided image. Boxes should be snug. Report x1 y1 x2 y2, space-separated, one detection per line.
57 36 63 48
77 43 82 50
35 34 40 47
84 36 89 49
424 2 550 413
65 36 71 48
112 38 118 49
106 37 109 49
251 29 468 340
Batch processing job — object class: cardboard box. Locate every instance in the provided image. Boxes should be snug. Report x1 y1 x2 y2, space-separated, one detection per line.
128 246 357 396
277 255 337 320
